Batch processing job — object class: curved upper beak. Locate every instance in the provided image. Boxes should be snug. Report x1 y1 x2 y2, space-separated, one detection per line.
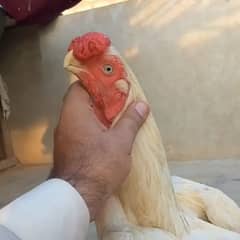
64 50 87 76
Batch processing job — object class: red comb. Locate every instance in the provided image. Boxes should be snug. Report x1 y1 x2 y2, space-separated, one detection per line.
68 32 111 61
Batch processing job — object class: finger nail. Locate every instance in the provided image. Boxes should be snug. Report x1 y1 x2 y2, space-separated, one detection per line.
135 102 148 118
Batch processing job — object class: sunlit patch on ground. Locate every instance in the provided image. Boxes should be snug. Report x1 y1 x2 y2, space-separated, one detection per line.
63 0 128 15
11 120 51 164
179 30 219 48
124 46 139 59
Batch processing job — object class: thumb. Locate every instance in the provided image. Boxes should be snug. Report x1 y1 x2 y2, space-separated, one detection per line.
113 101 149 149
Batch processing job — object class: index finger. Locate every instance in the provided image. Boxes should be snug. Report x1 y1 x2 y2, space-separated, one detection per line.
58 81 104 134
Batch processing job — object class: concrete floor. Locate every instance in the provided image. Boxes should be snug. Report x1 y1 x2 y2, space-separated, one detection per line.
0 159 239 239
1 159 239 207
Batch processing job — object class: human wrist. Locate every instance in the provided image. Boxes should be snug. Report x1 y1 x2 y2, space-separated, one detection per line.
53 171 110 221
69 175 112 220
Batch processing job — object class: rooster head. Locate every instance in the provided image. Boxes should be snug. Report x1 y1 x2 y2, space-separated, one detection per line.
64 32 130 128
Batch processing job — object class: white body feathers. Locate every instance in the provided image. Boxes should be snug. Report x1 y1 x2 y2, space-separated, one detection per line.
95 47 240 240
64 44 240 239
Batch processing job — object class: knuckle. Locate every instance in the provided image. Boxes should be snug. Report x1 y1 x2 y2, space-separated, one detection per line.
128 109 142 125
124 111 141 133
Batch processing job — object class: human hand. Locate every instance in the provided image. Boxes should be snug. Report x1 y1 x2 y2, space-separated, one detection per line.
50 82 149 220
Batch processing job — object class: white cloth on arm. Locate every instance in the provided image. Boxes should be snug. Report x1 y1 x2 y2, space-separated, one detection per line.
0 179 90 240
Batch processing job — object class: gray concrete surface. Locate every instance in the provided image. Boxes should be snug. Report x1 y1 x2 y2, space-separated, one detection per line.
1 0 240 164
170 159 240 204
0 164 50 207
1 160 239 208
0 159 239 239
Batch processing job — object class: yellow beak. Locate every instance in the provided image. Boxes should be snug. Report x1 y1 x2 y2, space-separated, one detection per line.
64 50 87 76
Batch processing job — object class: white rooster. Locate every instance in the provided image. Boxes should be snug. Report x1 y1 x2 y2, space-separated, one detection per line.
64 32 240 240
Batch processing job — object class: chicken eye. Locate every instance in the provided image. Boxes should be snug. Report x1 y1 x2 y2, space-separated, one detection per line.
103 64 113 74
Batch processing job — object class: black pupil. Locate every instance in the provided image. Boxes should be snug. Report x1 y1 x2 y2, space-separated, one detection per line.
107 67 111 72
